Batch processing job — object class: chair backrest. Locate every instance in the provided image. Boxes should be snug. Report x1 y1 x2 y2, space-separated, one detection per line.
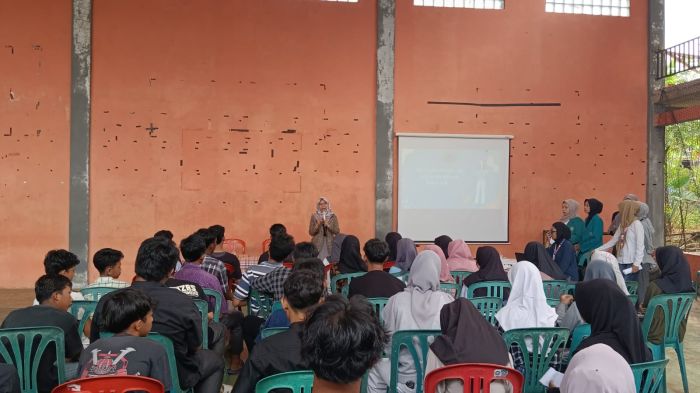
255 370 314 393
626 281 639 295
439 282 460 298
630 359 669 393
391 271 409 284
223 238 246 256
192 299 209 349
424 363 524 393
330 272 366 297
467 297 503 327
52 375 165 393
367 298 389 324
145 333 188 393
261 238 271 254
389 330 441 393
541 280 573 300
249 289 275 319
466 281 511 300
641 293 695 346
0 326 66 393
68 300 98 341
261 327 289 339
628 294 639 305
449 271 473 286
80 286 118 301
566 323 591 363
201 289 222 322
501 327 570 393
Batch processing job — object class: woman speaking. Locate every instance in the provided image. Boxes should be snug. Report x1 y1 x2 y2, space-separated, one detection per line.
309 197 340 261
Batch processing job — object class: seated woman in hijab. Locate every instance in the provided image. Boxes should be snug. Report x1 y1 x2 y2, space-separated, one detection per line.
434 235 452 258
446 239 478 272
642 246 694 345
423 245 455 284
556 260 619 331
579 198 604 258
574 279 651 364
559 199 585 248
329 233 347 265
425 299 513 393
547 222 579 281
389 238 417 274
337 235 367 274
523 241 567 280
589 251 628 295
385 232 402 263
494 261 558 375
460 246 509 300
561 344 636 393
366 251 454 393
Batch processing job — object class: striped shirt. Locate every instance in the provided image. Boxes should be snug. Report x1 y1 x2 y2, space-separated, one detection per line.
234 261 283 312
202 255 229 293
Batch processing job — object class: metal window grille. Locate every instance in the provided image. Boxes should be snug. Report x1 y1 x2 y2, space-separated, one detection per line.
545 0 630 17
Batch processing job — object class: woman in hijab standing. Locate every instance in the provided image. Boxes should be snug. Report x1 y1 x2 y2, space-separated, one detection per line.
547 222 579 281
574 279 651 364
367 251 454 393
423 245 455 284
643 246 694 345
579 198 604 258
425 299 511 393
391 238 417 273
636 203 659 307
559 199 585 248
523 241 567 280
556 260 618 331
337 235 367 274
385 232 402 262
608 194 639 235
561 344 636 393
434 235 452 258
596 200 644 281
461 246 510 299
446 240 478 272
309 197 340 261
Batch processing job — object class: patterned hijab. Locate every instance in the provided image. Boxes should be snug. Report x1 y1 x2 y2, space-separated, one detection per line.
314 197 335 220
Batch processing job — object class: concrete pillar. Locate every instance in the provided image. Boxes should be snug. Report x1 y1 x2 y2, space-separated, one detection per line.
647 0 665 247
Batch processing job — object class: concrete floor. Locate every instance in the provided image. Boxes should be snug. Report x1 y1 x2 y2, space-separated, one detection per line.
0 289 697 392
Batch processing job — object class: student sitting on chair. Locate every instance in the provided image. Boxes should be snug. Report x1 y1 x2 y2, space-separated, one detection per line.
33 250 84 304
85 248 129 289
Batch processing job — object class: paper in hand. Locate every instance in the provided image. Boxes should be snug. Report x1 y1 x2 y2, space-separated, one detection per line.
539 367 565 388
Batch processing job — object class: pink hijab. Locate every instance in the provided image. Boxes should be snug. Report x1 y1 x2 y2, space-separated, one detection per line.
446 240 478 272
424 245 455 283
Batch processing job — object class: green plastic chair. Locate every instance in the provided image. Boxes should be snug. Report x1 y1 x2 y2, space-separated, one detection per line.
542 280 573 300
565 323 591 363
545 298 560 307
465 281 511 300
439 282 460 297
449 271 472 286
261 327 288 339
502 327 570 393
330 272 366 297
0 326 66 393
68 300 97 341
626 281 639 295
388 329 441 393
367 297 389 324
249 289 275 319
146 332 193 393
391 271 409 283
202 288 223 322
640 293 695 393
255 370 314 393
467 297 503 327
631 359 669 393
628 294 639 305
193 299 209 349
80 286 118 301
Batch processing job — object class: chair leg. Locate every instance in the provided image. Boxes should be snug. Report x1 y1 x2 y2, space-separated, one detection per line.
675 342 688 393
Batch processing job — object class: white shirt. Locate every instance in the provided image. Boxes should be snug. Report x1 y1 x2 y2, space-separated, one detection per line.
596 220 645 267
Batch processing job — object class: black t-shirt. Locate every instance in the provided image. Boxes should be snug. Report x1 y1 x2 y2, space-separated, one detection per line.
347 270 406 299
1 305 83 393
78 334 171 390
89 282 202 389
166 278 211 312
212 252 242 280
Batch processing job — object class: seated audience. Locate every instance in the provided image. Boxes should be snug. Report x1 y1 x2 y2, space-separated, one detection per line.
175 233 226 314
425 299 513 393
78 289 171 390
2 275 82 393
348 239 405 299
579 198 604 257
302 295 387 393
574 279 651 364
209 224 242 283
34 249 84 303
258 223 287 263
390 238 417 273
367 250 454 393
330 233 347 264
446 239 477 272
85 248 129 289
153 229 174 240
89 237 224 393
196 228 231 312
561 344 635 393
643 245 694 345
385 231 402 262
251 241 319 300
233 270 324 393
523 241 567 280
556 260 619 331
338 235 368 274
547 222 579 281
461 246 510 299
559 199 585 247
433 235 453 258
423 245 455 283
589 251 629 294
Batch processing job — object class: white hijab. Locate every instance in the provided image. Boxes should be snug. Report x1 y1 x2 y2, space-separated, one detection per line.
590 251 629 295
561 344 635 393
496 261 557 331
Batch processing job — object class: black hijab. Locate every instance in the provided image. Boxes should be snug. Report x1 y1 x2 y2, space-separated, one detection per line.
338 235 367 274
654 246 694 294
462 246 508 287
523 241 567 280
575 279 651 364
434 235 452 258
551 222 571 245
385 232 402 261
430 299 509 366
584 198 604 226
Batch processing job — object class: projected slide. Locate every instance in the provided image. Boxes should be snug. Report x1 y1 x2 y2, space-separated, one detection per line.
397 135 510 242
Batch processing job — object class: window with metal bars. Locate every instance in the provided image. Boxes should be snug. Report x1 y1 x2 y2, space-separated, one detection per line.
413 0 505 10
545 0 630 17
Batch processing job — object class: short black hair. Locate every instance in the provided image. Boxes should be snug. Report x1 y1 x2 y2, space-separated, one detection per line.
284 271 324 310
363 239 389 264
294 242 319 259
134 237 179 282
180 234 206 262
195 228 217 248
93 248 124 273
208 225 225 244
101 288 155 333
35 274 72 303
292 258 325 279
153 230 173 240
269 233 295 262
43 249 80 275
302 295 387 384
269 223 287 237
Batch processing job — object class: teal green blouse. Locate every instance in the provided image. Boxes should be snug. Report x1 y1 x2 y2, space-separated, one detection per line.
579 214 604 254
567 216 586 245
